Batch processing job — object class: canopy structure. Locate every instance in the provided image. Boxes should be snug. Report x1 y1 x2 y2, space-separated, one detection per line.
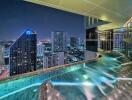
25 0 132 30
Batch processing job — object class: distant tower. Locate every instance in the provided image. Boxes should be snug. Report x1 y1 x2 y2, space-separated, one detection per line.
42 40 52 55
37 42 44 69
51 31 67 66
0 44 5 67
52 31 66 52
70 37 78 48
10 29 37 76
37 40 52 69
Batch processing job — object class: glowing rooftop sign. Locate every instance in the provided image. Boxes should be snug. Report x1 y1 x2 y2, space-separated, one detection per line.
26 30 33 35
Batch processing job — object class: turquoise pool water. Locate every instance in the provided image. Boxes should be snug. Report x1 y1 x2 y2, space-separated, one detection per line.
0 53 129 100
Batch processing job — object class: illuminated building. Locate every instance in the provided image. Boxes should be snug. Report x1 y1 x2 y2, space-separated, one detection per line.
37 40 53 69
37 42 44 69
0 45 4 67
10 29 37 76
53 52 65 66
70 37 78 48
43 52 65 68
51 31 67 66
0 41 14 70
42 40 52 54
52 31 66 52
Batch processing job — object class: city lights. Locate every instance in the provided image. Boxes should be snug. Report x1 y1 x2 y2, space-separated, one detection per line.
0 0 131 100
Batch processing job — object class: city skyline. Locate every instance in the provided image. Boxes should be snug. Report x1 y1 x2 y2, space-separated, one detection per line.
0 0 85 41
0 1 131 100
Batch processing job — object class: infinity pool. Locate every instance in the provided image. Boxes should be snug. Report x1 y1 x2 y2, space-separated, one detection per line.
0 52 130 100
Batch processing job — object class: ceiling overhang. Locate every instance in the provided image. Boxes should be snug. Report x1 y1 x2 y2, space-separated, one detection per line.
25 0 132 30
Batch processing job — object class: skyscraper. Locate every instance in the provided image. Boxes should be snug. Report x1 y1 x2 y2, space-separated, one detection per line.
51 31 67 66
1 41 14 68
43 52 65 68
52 31 66 52
70 37 78 48
10 29 37 76
42 40 52 54
0 45 4 67
37 42 44 69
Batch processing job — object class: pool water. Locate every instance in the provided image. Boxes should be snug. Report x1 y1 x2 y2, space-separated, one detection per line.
0 53 130 100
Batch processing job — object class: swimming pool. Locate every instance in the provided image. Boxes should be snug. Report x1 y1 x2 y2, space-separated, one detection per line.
0 52 130 100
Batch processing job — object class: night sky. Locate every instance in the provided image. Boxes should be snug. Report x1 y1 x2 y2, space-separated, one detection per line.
0 0 85 41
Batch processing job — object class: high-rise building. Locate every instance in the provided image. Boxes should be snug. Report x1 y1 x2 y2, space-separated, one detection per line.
70 37 78 48
2 41 14 68
52 31 66 52
37 42 44 69
0 45 4 66
43 53 53 68
37 42 44 57
0 41 14 72
78 38 84 51
10 29 37 76
43 52 65 68
53 52 65 66
42 40 52 55
37 40 52 69
51 31 67 66
0 41 14 48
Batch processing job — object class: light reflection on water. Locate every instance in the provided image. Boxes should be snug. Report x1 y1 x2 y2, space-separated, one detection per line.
0 53 129 100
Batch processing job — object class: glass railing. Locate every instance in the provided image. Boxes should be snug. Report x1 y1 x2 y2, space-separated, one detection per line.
0 59 96 99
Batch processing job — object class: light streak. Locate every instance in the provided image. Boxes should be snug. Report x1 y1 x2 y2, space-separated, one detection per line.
52 81 94 86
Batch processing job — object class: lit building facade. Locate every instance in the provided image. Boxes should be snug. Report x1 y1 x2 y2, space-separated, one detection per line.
51 31 67 66
37 42 44 57
42 41 52 54
0 45 4 67
10 30 37 76
41 40 52 69
37 42 44 69
37 40 53 69
54 52 65 66
43 52 65 68
70 37 78 48
43 53 53 68
52 31 66 52
0 41 14 70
